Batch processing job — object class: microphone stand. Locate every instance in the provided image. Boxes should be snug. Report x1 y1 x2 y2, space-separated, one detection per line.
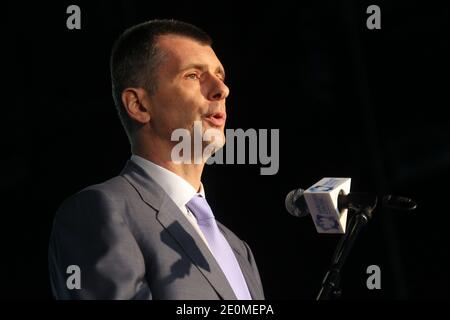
316 200 377 300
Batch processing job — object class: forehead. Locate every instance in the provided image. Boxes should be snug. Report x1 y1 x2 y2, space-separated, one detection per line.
155 35 223 70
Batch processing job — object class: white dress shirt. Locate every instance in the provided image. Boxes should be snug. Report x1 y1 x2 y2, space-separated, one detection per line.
130 155 212 251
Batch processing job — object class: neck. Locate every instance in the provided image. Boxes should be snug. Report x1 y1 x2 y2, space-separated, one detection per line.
132 138 204 192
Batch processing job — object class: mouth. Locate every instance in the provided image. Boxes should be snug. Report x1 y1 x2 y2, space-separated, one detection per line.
204 112 226 127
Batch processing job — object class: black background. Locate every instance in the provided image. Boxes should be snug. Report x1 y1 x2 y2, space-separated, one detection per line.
2 0 450 300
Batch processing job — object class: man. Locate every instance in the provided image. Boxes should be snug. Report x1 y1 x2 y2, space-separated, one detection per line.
48 19 265 300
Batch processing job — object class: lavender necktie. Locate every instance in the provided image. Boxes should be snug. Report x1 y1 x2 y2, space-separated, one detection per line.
186 194 252 300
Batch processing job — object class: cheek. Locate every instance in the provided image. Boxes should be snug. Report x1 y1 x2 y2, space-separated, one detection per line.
154 101 197 135
169 92 203 121
153 83 205 128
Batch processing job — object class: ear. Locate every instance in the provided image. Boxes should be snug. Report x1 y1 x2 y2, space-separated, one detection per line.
121 88 151 124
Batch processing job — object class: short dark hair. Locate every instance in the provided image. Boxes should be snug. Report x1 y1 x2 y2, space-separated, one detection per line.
110 19 212 140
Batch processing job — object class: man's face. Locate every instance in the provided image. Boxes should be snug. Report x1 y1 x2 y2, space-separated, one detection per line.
145 35 229 149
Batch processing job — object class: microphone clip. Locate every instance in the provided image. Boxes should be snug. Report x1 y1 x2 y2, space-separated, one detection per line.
338 192 378 218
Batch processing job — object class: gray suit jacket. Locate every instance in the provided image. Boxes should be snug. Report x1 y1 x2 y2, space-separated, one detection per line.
48 160 265 300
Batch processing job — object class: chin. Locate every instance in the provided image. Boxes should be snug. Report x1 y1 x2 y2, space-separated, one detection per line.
203 127 225 150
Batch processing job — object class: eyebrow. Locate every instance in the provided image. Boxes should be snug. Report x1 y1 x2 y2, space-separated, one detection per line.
180 63 226 80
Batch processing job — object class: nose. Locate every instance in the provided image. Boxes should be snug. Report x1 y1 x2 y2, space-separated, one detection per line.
205 73 230 101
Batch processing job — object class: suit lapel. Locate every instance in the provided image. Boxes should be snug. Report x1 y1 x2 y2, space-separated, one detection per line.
157 197 237 300
233 247 262 300
218 224 264 300
121 161 237 300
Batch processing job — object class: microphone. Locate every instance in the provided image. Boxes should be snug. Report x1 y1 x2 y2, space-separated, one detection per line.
286 178 352 234
285 188 309 218
285 177 417 234
285 189 377 217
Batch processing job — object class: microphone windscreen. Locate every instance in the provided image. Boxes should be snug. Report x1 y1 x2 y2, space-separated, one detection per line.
285 189 309 218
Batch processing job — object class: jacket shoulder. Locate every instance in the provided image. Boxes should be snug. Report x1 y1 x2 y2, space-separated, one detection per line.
64 175 132 203
54 176 135 222
81 175 131 197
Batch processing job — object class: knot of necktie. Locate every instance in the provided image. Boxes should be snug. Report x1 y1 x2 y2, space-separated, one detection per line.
186 194 215 222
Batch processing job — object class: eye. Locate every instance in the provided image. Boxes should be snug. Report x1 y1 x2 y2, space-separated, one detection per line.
186 73 200 80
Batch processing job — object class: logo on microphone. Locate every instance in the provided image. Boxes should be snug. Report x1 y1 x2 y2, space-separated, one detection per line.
315 214 340 231
304 178 351 234
308 185 334 192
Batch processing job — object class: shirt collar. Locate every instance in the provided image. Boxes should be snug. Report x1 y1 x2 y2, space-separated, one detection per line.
130 155 205 208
